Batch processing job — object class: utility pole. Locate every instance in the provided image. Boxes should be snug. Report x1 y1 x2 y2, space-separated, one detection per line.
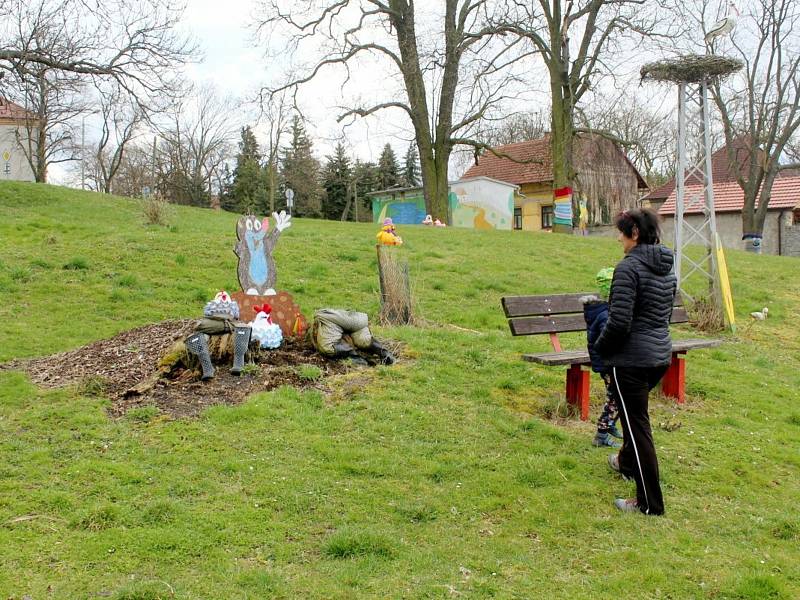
80 116 86 189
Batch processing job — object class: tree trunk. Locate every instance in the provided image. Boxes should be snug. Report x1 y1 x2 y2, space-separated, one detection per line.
35 124 47 183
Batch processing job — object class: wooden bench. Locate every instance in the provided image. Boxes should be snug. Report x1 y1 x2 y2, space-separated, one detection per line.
501 292 722 420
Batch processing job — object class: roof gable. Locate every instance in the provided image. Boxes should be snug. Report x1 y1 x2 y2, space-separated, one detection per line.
0 98 36 122
461 134 647 188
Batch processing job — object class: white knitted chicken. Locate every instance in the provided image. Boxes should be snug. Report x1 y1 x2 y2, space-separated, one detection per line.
250 303 283 349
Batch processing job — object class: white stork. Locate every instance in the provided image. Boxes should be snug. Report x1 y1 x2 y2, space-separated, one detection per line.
705 3 740 43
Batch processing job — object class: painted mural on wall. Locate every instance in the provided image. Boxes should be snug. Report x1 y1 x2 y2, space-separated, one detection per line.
371 189 427 225
449 179 514 230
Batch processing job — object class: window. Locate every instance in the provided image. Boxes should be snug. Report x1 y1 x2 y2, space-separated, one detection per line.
513 207 522 230
541 204 554 229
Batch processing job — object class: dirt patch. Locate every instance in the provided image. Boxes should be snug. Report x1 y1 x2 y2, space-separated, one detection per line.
1 320 354 418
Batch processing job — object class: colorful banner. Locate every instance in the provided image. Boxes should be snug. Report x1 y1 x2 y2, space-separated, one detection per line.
553 186 573 234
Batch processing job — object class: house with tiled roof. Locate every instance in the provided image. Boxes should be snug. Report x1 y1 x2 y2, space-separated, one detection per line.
643 141 800 256
0 97 37 182
461 133 648 232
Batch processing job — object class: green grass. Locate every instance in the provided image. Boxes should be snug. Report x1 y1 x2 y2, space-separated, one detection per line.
1 180 799 598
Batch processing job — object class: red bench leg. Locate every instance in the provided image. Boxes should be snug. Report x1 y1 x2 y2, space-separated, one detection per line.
566 364 591 420
662 352 686 404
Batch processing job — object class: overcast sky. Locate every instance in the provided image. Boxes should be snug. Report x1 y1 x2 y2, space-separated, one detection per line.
181 0 422 165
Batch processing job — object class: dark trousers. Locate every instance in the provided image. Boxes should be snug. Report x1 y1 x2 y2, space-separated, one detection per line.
610 365 669 515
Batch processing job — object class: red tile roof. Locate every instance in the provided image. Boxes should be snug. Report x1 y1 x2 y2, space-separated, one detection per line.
462 136 555 185
644 138 753 201
0 98 35 121
461 134 648 189
658 172 800 215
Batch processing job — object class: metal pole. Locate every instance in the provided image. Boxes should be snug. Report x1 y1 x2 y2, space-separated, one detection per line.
80 116 86 190
675 82 687 290
701 80 722 310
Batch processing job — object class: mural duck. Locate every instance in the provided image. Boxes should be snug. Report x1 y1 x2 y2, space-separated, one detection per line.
376 218 403 246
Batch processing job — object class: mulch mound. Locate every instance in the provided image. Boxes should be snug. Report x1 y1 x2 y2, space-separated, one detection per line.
0 320 350 418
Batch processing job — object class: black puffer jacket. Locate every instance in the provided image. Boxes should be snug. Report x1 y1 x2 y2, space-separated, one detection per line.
594 244 677 368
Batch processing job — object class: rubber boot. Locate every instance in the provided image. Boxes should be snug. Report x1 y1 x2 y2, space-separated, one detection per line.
367 339 396 365
332 340 368 366
186 333 215 380
231 326 251 375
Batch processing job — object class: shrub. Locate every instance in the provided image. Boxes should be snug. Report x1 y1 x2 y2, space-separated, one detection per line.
140 196 172 226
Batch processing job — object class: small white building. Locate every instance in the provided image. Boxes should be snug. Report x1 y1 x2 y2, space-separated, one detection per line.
0 97 37 182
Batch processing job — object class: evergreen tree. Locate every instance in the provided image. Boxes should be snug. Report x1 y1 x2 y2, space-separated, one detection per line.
377 143 400 189
280 115 323 218
352 160 379 222
321 142 353 220
403 143 420 187
224 126 268 214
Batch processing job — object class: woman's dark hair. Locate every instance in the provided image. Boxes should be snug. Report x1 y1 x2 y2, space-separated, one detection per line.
615 208 662 245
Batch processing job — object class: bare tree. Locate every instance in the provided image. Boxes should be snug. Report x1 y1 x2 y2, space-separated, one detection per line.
258 89 291 213
498 0 679 190
0 0 194 104
7 64 87 182
578 92 679 187
155 87 237 206
255 1 533 221
698 0 800 247
92 87 144 193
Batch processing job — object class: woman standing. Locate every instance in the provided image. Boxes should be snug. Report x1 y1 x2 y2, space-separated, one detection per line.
593 208 677 516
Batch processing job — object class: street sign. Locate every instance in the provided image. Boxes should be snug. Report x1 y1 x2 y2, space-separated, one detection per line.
285 187 294 207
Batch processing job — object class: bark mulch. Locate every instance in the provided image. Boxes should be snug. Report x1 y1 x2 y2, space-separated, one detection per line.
1 320 350 418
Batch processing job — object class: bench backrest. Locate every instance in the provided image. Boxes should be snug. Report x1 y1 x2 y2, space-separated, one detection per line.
502 292 688 337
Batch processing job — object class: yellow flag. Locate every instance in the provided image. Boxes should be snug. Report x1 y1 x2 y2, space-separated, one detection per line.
715 233 736 332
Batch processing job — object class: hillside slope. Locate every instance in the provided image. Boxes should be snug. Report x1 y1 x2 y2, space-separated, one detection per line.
1 181 798 599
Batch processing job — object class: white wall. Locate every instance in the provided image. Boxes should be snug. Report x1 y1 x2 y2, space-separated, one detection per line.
660 211 785 255
450 178 515 230
0 123 36 182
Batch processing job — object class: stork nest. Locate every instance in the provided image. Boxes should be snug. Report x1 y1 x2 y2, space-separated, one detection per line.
641 54 743 84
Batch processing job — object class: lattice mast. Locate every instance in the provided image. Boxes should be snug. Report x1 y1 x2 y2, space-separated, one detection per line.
641 55 742 305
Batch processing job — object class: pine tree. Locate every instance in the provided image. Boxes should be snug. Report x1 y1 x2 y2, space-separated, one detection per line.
321 142 353 220
352 160 379 222
403 143 420 187
280 115 323 218
224 126 267 214
377 143 400 189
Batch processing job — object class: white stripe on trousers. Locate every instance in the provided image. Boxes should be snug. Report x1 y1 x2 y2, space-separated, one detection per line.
612 366 650 514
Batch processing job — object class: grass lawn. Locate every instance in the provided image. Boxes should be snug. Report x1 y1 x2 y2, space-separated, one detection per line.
1 180 798 599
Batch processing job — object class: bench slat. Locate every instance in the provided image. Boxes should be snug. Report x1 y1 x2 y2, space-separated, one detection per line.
672 338 723 351
502 293 688 322
523 351 590 366
502 293 593 318
509 307 689 336
522 338 721 366
509 314 587 335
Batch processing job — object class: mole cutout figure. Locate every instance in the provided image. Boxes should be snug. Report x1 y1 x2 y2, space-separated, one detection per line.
235 211 291 295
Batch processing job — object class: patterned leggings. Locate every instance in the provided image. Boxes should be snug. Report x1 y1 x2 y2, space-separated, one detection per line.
596 373 619 433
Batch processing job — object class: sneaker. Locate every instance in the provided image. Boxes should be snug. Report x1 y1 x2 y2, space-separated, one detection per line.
607 454 633 481
608 424 623 439
614 498 640 513
593 432 621 448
